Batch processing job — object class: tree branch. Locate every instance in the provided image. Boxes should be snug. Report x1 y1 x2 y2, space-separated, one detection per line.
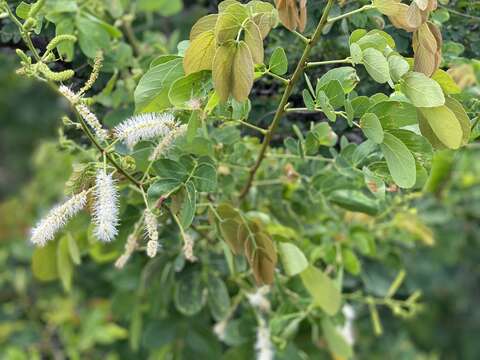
238 0 336 200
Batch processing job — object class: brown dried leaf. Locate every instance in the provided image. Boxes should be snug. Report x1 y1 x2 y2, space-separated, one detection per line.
298 0 307 32
388 4 418 32
406 2 422 29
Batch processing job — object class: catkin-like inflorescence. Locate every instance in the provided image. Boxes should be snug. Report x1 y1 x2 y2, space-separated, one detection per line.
182 233 197 262
31 191 87 246
75 103 108 141
144 209 159 258
58 85 108 141
93 170 119 242
255 319 274 360
149 123 187 161
114 112 177 150
115 232 138 269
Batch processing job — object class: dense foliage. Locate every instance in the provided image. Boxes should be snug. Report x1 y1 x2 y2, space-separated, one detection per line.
0 0 479 359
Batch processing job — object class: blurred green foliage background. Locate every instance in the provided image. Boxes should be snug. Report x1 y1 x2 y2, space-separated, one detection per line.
0 0 479 359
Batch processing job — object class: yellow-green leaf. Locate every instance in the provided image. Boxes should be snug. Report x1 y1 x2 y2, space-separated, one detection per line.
278 242 308 276
445 96 471 145
212 41 236 102
190 14 218 40
215 3 248 44
401 72 445 107
432 69 461 94
419 106 463 149
32 242 58 282
183 30 216 74
232 41 254 102
244 20 264 64
300 265 341 315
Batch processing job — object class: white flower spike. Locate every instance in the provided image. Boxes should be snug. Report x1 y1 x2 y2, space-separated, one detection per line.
144 209 159 258
93 170 119 242
31 190 87 246
255 319 274 360
114 112 177 150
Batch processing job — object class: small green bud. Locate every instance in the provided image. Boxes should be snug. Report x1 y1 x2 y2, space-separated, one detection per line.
15 49 30 63
23 18 37 31
121 156 136 172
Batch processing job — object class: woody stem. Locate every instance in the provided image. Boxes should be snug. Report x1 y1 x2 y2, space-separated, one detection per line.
238 0 336 200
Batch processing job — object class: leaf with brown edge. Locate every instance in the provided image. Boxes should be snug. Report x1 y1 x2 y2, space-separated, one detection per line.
413 22 440 77
414 0 429 11
212 41 236 102
244 20 264 64
406 2 422 29
216 203 247 255
190 14 218 41
388 4 418 32
298 0 307 32
232 41 254 102
245 231 277 285
184 30 216 74
373 0 403 16
275 0 299 32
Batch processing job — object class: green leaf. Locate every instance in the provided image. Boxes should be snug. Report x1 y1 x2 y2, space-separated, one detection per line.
388 55 410 83
168 71 211 108
401 72 445 108
302 89 315 110
137 0 182 15
269 47 288 75
57 236 73 292
32 242 58 282
207 275 231 321
360 113 384 144
362 48 390 84
329 190 380 215
76 14 110 58
278 243 308 276
418 106 463 149
380 133 417 188
193 157 217 192
178 181 197 229
320 80 345 109
367 100 417 129
317 67 358 94
134 58 184 112
300 266 341 315
67 232 81 265
148 159 188 196
321 318 353 359
317 91 336 122
342 248 361 275
174 271 205 316
350 42 362 64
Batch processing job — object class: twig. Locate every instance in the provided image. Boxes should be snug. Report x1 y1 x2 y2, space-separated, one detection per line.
238 0 336 200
